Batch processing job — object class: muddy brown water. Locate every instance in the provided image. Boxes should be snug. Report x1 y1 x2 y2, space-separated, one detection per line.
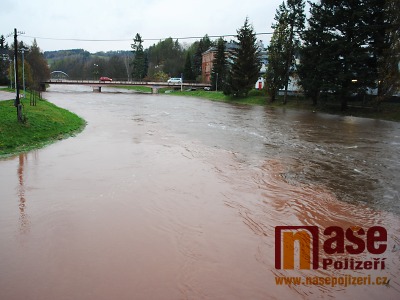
0 85 399 299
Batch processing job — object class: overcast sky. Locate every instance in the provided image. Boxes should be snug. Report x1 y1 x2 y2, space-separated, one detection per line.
1 0 286 53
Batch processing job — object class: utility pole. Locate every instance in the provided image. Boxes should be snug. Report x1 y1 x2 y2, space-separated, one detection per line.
14 29 20 107
13 28 24 122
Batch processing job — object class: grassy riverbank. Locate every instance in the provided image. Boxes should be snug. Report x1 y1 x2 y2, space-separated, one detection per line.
0 90 85 156
113 85 400 121
165 89 400 122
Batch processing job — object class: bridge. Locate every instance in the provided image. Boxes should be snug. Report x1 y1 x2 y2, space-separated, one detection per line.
41 79 211 93
50 71 69 78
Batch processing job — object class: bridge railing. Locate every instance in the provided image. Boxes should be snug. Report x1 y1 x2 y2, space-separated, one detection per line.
44 79 211 87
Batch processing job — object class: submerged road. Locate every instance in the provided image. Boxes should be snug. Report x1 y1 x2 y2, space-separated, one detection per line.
0 85 399 299
0 90 14 101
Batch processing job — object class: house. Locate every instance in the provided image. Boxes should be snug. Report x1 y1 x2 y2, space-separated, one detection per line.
201 42 239 83
201 47 216 83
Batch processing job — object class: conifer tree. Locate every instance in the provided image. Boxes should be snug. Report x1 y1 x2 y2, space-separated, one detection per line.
298 2 336 105
227 18 261 97
183 52 195 81
372 0 400 102
0 35 9 85
131 33 147 80
299 0 398 109
282 0 305 104
265 8 290 102
210 38 227 91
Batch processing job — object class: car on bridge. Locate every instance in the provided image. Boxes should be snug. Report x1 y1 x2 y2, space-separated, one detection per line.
167 77 182 83
100 77 113 82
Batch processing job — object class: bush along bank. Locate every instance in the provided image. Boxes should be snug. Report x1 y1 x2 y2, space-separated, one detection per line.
0 92 86 157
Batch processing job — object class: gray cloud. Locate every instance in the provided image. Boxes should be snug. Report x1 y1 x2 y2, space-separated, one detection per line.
1 0 282 52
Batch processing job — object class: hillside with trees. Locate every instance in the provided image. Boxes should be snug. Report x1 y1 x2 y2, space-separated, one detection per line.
45 49 131 81
43 35 213 83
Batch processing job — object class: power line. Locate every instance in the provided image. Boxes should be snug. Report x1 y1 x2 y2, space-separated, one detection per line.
21 32 275 43
21 35 131 42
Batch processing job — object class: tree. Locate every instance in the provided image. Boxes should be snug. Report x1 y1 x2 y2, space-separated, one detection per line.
282 0 305 104
183 52 195 81
131 33 147 80
268 0 305 104
0 35 6 49
163 39 184 77
147 38 185 79
153 70 169 82
298 0 397 110
9 55 33 90
265 10 290 102
298 2 337 105
332 0 377 110
226 18 261 97
106 55 127 80
23 39 49 89
122 51 133 81
210 38 227 91
371 0 400 103
0 35 9 85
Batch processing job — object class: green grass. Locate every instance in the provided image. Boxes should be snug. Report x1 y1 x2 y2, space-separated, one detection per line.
161 88 267 103
0 90 86 156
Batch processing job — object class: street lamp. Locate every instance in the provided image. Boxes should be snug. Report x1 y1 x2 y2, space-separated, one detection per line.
21 49 25 98
180 73 183 92
13 55 17 91
13 56 16 94
20 48 29 99
8 59 13 89
93 64 99 80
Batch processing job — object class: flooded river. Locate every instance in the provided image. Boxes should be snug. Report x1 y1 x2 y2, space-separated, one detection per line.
1 85 399 299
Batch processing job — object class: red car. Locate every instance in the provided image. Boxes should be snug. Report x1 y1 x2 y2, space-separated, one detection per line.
100 77 112 82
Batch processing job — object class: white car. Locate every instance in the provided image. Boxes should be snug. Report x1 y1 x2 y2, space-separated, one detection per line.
167 77 182 83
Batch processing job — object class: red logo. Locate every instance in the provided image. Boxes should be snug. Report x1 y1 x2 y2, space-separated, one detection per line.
275 226 319 269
